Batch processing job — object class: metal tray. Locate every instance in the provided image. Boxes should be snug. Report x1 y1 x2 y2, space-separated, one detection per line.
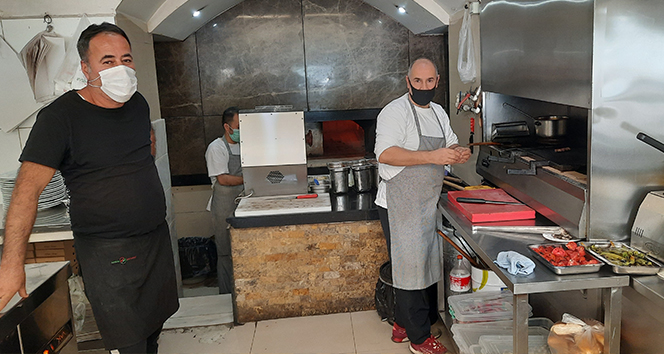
583 242 663 275
527 243 604 275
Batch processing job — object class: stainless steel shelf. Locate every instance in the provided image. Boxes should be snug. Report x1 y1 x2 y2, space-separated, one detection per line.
438 195 629 354
439 197 629 295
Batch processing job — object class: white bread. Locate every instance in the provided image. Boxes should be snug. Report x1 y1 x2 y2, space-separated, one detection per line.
551 323 584 336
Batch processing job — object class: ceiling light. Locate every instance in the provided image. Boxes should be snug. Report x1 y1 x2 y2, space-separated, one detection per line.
397 6 407 14
193 6 206 18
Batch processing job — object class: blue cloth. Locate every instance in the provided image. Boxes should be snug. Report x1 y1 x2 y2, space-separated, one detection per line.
494 251 536 275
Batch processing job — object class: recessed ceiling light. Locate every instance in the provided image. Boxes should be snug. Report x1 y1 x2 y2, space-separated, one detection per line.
397 6 407 14
193 10 201 17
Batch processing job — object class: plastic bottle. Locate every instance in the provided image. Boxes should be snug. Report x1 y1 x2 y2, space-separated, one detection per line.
450 255 471 293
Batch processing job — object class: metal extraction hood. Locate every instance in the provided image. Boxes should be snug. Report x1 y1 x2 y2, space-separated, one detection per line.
116 0 465 41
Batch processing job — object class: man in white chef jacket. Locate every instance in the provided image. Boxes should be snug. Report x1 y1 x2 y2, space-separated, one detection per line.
375 58 471 354
205 107 243 294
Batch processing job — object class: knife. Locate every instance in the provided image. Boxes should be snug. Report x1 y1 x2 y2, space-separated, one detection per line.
456 197 523 205
265 193 319 200
295 193 318 199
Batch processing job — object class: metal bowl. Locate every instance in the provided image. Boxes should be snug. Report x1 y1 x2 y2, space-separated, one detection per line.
534 116 568 138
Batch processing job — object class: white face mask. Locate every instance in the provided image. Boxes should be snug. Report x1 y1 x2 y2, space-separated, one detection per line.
88 65 138 103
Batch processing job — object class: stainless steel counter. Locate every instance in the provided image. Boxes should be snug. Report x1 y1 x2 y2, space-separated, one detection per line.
439 196 629 354
0 262 76 354
0 262 71 316
631 276 664 309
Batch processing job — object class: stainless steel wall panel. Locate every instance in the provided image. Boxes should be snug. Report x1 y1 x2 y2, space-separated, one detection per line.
481 0 594 108
589 0 664 240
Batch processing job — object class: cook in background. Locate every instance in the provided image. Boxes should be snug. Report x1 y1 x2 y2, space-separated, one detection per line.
0 23 179 354
375 58 471 354
205 106 243 294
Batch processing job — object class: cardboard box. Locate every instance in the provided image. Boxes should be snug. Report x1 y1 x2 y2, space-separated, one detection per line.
26 243 35 251
25 250 35 259
35 249 66 258
35 241 65 250
63 240 79 275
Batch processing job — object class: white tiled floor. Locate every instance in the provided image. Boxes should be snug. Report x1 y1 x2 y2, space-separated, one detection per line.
158 310 457 354
163 294 234 329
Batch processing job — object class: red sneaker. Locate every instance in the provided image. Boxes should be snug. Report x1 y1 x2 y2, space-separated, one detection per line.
409 336 447 354
391 322 409 343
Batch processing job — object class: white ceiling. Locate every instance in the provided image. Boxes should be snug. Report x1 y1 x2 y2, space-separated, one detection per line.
116 0 468 41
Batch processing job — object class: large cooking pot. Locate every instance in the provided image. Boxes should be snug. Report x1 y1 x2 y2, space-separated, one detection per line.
327 161 349 194
502 103 569 139
350 159 373 193
533 116 568 138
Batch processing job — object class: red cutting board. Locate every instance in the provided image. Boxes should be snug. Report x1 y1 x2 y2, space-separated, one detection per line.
448 189 535 223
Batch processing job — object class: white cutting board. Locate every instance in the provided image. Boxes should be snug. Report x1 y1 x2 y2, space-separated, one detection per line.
235 193 331 217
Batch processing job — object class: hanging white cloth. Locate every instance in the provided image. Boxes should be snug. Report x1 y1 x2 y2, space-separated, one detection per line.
20 30 66 103
54 15 91 93
0 36 43 132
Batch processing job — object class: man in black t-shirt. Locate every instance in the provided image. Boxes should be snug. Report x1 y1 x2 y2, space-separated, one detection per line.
0 23 179 354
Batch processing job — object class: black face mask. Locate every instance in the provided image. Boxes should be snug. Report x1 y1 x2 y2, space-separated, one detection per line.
408 79 436 106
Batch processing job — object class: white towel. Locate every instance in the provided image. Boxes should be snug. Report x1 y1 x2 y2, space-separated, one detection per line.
495 251 536 275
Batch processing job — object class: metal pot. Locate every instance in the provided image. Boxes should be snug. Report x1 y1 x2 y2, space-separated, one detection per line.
533 116 568 138
327 161 349 194
351 159 374 193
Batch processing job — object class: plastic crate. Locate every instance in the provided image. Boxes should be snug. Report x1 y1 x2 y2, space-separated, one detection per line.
448 291 532 324
479 334 551 354
467 344 482 354
452 318 552 354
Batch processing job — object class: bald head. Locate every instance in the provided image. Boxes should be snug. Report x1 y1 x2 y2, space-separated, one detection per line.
406 58 439 107
408 58 438 78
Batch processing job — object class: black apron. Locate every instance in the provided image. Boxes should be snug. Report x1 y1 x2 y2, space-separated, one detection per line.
210 138 243 294
74 221 179 349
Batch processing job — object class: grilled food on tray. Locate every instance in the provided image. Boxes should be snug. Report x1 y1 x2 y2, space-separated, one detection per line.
588 244 653 267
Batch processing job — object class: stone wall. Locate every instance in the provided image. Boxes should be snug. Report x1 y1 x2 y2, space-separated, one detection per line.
154 0 448 178
231 220 388 323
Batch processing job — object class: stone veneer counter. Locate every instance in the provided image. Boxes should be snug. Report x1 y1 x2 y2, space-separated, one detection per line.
228 191 387 323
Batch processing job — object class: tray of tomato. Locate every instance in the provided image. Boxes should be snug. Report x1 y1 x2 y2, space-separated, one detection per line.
528 242 604 275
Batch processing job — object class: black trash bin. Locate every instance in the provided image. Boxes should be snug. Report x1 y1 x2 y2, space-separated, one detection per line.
375 261 396 324
178 237 218 280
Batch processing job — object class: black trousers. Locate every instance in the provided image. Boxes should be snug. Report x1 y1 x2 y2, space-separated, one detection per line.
117 326 162 354
378 206 440 345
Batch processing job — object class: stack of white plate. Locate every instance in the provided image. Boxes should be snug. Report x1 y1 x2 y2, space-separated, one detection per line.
0 170 19 209
1 170 67 211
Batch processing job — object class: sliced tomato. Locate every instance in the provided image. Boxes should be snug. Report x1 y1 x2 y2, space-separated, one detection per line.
566 242 578 250
552 247 566 257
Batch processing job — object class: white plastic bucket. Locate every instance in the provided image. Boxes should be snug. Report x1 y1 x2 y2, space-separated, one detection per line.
471 266 507 292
